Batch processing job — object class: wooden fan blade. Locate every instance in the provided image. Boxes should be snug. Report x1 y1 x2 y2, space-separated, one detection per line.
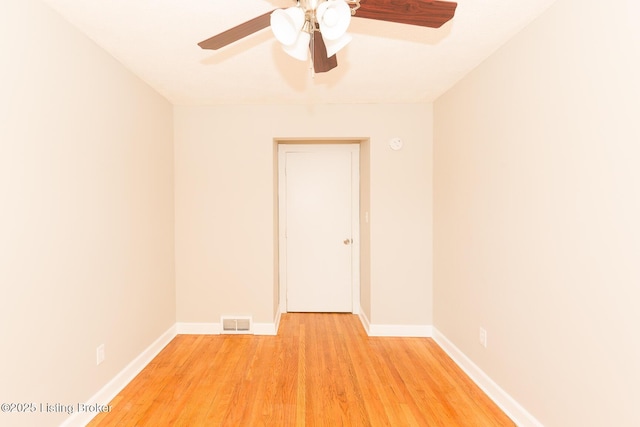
312 31 338 73
354 0 457 28
198 10 276 50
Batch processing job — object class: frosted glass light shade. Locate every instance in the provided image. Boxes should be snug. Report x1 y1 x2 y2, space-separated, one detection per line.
316 0 351 40
270 7 305 46
283 31 311 61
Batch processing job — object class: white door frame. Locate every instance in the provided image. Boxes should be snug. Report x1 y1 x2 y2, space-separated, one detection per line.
278 143 360 314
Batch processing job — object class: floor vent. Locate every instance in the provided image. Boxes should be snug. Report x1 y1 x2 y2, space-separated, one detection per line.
221 316 252 334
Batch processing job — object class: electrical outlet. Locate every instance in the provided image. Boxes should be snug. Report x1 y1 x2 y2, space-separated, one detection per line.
96 344 105 365
479 328 487 348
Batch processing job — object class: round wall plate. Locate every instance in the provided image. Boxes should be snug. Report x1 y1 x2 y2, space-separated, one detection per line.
389 137 403 150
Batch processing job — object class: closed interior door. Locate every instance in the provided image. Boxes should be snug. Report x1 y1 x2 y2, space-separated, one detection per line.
285 149 353 312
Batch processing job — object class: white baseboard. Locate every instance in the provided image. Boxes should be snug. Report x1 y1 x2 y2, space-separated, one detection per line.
252 320 277 335
60 325 177 427
177 316 281 336
358 310 371 334
433 328 544 427
274 307 282 334
356 311 432 337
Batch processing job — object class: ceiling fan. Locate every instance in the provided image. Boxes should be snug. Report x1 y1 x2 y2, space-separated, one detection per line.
198 0 457 73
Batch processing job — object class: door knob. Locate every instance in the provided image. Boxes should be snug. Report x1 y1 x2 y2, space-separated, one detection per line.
343 238 352 245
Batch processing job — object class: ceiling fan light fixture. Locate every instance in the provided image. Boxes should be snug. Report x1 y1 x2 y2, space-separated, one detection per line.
282 30 311 61
316 0 351 40
198 0 458 74
270 7 306 46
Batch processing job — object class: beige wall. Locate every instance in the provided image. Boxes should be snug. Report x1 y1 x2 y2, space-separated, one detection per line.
0 1 175 426
174 104 433 326
434 0 640 425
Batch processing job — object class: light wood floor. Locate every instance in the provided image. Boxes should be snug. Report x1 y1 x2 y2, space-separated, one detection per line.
88 313 514 426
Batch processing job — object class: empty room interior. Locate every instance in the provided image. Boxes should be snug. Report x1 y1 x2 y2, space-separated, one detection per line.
1 0 639 426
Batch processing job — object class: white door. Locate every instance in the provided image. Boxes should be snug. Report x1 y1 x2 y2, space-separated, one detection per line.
283 148 356 312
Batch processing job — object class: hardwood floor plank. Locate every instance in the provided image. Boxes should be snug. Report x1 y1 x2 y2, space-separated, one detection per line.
296 325 306 426
87 313 514 426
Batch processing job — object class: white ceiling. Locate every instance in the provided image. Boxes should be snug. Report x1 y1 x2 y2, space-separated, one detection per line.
41 0 557 105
